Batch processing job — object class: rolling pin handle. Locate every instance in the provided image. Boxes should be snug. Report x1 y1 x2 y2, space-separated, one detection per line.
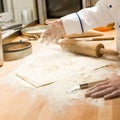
100 48 119 56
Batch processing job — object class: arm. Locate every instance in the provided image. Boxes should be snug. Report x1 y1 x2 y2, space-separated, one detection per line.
61 0 114 35
41 0 114 43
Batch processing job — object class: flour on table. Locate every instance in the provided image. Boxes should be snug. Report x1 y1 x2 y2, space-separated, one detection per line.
2 44 119 113
16 45 119 88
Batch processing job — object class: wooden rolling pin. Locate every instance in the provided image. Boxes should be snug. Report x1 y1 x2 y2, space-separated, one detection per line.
59 38 119 57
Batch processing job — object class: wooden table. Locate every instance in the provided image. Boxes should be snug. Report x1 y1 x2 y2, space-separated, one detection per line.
0 30 120 120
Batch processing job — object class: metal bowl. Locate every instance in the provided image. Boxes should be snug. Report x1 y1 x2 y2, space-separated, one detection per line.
21 25 49 38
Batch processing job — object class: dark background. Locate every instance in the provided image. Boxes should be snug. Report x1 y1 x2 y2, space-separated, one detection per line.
46 0 82 18
0 0 4 13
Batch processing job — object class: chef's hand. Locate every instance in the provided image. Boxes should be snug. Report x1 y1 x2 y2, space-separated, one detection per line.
40 19 66 44
85 76 120 100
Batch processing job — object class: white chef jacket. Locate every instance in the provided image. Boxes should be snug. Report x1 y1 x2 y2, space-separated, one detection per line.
61 0 120 53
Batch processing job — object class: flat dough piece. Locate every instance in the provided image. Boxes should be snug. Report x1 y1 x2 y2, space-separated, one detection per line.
16 46 119 88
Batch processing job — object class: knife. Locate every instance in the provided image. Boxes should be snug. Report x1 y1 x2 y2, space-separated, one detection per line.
68 79 107 93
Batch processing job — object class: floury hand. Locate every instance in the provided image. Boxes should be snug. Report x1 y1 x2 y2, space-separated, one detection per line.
40 19 66 44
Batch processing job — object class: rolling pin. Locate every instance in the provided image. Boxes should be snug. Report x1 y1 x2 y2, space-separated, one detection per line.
59 38 119 57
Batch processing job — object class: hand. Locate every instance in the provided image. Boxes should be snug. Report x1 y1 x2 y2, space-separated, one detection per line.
85 76 120 100
40 19 66 44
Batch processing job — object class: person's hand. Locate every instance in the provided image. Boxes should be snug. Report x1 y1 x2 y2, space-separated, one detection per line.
85 75 120 100
40 19 66 44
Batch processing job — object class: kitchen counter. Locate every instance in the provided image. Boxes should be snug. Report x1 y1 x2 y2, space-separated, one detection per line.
0 30 120 120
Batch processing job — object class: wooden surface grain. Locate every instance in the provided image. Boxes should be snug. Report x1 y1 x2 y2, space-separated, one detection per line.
0 30 120 120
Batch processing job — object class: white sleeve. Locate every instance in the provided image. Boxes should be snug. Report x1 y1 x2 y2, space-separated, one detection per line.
61 0 114 35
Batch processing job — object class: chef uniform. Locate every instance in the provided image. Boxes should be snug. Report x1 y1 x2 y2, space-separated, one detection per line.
61 0 120 54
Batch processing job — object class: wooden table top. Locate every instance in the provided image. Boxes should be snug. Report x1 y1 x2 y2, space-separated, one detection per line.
0 30 120 120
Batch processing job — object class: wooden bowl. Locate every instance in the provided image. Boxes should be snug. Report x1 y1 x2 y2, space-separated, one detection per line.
3 41 32 61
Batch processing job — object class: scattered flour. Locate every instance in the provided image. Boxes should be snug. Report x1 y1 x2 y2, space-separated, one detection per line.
1 45 119 113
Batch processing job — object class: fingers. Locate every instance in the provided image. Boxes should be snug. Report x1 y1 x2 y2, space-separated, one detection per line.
85 80 120 100
90 87 115 98
40 19 66 44
40 37 55 45
104 89 120 100
40 30 62 45
40 28 58 44
45 19 59 25
86 80 110 92
40 27 55 44
45 20 54 25
85 83 112 97
41 35 59 45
